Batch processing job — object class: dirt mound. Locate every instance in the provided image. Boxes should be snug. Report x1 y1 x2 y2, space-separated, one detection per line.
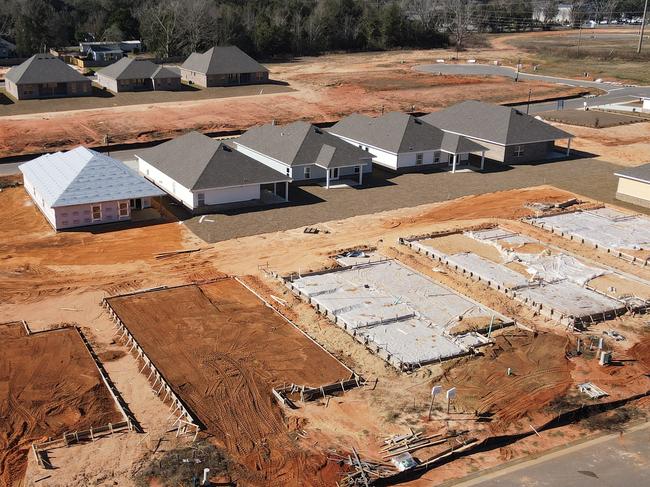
435 331 573 431
630 337 650 372
0 327 123 486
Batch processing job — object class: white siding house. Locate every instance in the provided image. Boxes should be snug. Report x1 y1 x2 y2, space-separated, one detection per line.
235 121 373 188
136 131 291 212
19 147 163 230
328 112 484 173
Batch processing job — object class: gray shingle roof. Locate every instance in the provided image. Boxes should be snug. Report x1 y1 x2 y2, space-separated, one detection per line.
136 131 290 190
98 57 180 81
236 121 372 169
440 132 487 154
19 147 163 208
329 112 466 153
419 100 572 146
181 46 268 75
5 54 90 85
615 163 650 183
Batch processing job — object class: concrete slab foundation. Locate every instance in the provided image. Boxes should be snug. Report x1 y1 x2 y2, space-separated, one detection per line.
401 227 633 327
526 208 650 267
286 259 512 371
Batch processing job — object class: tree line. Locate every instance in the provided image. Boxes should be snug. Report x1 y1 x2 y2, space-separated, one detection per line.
0 0 647 58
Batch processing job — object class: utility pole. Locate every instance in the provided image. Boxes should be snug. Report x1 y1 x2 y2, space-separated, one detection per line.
526 89 532 115
639 0 649 54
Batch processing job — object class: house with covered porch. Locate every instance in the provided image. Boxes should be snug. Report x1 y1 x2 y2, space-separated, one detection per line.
328 112 487 173
234 121 373 188
136 131 291 212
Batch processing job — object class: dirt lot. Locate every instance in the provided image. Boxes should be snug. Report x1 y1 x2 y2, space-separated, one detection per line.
0 49 586 158
548 120 650 166
540 109 649 128
0 324 123 486
106 279 350 486
0 83 294 116
2 181 650 486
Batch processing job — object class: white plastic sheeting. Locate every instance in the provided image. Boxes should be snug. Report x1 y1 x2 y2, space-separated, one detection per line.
410 227 625 321
291 260 506 367
530 209 650 251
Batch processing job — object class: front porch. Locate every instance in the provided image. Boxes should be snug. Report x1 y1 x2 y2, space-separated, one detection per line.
318 163 365 189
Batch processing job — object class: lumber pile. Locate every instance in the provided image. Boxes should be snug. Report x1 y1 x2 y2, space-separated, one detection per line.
154 248 202 259
380 428 447 460
336 448 394 487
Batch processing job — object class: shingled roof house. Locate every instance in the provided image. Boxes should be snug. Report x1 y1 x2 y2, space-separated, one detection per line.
419 100 573 164
329 112 487 173
235 121 373 188
19 147 163 230
5 54 92 100
180 46 269 87
97 58 181 92
136 131 291 212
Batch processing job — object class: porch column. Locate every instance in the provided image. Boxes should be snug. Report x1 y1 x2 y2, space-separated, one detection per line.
285 181 289 202
480 152 485 170
358 165 363 185
452 154 457 174
566 138 572 156
326 169 330 189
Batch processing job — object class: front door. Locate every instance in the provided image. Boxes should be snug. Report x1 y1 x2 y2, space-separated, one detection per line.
130 198 142 210
329 168 339 180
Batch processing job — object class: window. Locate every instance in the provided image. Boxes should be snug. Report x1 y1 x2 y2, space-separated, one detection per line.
434 152 440 163
304 167 311 179
354 166 360 174
285 168 290 176
197 193 205 206
415 153 423 165
92 205 101 221
514 146 525 157
119 202 128 217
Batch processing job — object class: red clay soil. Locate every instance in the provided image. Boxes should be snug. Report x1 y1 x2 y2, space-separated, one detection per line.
630 337 650 372
106 279 350 486
435 331 573 432
0 325 123 487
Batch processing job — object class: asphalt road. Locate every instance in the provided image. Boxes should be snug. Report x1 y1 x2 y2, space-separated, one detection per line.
450 422 650 487
414 64 650 113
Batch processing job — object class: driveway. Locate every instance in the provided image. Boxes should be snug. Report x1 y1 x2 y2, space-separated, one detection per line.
414 64 650 113
175 156 650 243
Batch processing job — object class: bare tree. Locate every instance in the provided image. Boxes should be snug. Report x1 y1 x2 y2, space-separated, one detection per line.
536 0 560 28
444 0 481 53
404 0 444 31
135 0 183 58
180 0 217 54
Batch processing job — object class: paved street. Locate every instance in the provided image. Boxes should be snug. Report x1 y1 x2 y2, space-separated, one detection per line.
415 64 650 113
451 423 650 487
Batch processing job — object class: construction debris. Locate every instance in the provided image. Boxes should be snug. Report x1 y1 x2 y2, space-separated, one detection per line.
578 382 609 399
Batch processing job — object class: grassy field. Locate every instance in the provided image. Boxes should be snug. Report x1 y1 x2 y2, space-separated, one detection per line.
506 29 650 84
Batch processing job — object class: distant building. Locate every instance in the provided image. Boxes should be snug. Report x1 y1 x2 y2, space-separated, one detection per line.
80 40 142 55
19 147 164 230
615 164 650 209
180 46 269 88
419 101 573 164
96 58 181 92
87 44 123 63
0 37 16 58
4 54 92 100
533 3 572 24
